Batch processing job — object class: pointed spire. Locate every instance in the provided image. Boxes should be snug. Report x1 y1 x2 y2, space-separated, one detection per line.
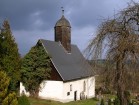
55 7 71 27
61 7 64 16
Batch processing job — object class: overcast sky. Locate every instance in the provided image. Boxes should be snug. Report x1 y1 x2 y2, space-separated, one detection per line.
0 0 138 56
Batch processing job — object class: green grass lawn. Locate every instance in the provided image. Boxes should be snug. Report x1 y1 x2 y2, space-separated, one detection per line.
29 97 98 105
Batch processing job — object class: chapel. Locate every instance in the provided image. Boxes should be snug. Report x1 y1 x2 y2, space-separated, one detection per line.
20 9 95 103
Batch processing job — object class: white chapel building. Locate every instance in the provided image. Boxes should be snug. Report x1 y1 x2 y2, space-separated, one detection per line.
20 10 95 103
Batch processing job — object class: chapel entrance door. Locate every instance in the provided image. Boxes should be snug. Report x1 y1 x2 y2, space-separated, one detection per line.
74 91 77 101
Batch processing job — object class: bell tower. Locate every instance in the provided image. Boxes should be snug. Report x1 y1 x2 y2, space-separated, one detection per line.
54 8 71 52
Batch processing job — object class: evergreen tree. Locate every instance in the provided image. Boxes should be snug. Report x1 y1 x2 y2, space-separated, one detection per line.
0 27 5 68
21 40 51 97
0 71 18 105
0 20 21 92
0 71 10 103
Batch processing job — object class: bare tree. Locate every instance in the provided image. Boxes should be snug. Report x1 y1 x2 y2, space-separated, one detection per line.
87 2 139 105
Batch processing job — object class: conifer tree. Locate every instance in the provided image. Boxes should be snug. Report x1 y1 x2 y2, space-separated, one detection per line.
21 40 51 97
0 20 21 91
0 71 18 105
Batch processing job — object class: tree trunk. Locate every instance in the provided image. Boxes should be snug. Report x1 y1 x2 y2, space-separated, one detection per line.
117 84 127 105
29 87 39 98
116 59 128 105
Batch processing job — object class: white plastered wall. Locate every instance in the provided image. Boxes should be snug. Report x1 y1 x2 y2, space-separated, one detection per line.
62 76 95 102
39 80 63 101
20 82 30 96
20 80 64 102
20 76 95 103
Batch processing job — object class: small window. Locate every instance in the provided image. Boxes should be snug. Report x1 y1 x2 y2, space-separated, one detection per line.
67 92 70 96
70 84 72 91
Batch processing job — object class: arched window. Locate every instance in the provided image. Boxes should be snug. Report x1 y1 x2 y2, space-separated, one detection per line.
70 84 72 91
83 81 86 92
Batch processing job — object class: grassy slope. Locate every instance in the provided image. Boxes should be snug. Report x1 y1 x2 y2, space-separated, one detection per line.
29 98 98 105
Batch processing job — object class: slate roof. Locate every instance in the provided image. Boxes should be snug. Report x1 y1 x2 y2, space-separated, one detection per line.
40 39 94 81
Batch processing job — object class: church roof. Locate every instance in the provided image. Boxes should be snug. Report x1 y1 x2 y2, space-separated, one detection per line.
40 39 94 82
55 15 71 27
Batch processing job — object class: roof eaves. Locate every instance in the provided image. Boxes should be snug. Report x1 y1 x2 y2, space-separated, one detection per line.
63 75 94 83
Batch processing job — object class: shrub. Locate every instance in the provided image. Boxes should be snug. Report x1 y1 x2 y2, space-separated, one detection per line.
2 92 18 105
108 99 111 105
114 98 120 105
18 95 30 105
100 99 105 105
